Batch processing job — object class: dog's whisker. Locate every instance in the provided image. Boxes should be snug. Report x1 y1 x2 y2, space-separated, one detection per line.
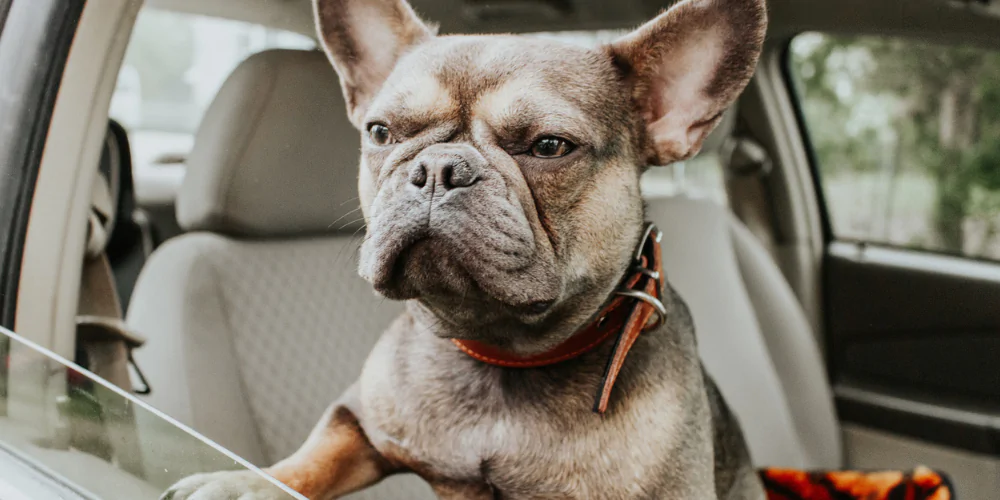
328 207 363 229
337 196 360 207
335 217 367 233
353 224 368 238
333 223 369 265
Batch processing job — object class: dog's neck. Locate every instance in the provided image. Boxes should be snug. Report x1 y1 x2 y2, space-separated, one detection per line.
449 223 666 413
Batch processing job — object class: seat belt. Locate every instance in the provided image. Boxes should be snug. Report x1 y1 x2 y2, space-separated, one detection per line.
77 171 150 393
723 136 783 255
76 253 150 394
64 171 148 477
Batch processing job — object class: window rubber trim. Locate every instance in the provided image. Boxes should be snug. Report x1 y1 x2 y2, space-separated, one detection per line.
777 36 836 245
0 0 85 416
0 0 84 327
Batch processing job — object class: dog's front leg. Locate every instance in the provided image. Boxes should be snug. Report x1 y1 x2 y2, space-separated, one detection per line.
266 386 395 500
430 481 496 500
162 385 392 500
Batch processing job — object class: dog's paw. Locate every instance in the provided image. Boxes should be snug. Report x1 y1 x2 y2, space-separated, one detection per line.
161 470 292 500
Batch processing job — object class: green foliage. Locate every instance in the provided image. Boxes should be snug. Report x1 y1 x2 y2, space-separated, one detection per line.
790 33 1000 256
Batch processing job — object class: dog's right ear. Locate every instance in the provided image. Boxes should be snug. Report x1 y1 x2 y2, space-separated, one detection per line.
314 0 435 127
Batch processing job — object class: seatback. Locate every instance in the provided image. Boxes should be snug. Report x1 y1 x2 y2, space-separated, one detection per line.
127 49 433 498
647 196 841 469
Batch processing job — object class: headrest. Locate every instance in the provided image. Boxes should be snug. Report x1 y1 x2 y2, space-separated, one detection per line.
178 49 362 237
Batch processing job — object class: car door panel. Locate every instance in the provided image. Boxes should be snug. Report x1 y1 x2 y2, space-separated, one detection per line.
827 243 1000 406
826 243 1000 463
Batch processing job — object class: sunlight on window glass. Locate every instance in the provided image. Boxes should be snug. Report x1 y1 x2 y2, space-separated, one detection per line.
789 33 1000 261
110 9 315 204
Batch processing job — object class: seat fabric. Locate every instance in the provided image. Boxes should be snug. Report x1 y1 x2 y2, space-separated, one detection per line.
128 48 434 498
647 196 840 469
128 47 838 499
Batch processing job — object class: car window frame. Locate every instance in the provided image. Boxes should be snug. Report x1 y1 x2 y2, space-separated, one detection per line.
0 0 85 329
779 37 836 245
0 0 85 420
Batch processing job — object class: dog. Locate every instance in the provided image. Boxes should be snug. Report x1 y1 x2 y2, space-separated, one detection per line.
164 0 767 498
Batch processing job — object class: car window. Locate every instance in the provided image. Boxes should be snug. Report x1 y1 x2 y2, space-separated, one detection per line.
0 327 302 500
532 30 729 206
788 33 1000 260
109 8 316 203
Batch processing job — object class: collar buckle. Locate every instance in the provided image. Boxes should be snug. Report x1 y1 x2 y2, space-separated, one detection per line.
614 222 666 329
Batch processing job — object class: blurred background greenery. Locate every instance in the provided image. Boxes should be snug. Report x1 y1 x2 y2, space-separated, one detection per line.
790 33 1000 261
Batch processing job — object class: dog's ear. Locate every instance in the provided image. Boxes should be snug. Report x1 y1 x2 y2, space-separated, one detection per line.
609 0 767 165
314 0 435 127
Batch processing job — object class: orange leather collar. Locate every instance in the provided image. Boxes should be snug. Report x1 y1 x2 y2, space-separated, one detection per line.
451 223 666 414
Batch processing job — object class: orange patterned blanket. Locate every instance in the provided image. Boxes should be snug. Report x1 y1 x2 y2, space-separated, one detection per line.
759 466 954 500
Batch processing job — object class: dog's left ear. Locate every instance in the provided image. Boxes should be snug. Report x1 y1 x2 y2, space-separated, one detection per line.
610 0 767 165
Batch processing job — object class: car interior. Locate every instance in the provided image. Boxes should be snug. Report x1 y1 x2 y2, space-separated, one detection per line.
4 0 1000 498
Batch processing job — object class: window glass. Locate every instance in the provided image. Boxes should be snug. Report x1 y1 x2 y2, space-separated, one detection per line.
109 9 316 201
532 30 728 205
0 327 301 499
789 33 1000 260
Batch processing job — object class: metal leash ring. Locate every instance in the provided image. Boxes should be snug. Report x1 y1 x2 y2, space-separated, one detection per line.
614 289 668 330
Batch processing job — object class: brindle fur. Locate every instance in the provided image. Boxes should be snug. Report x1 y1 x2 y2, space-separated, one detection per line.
164 0 767 498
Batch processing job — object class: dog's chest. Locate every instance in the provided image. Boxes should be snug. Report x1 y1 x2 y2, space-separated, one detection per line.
368 393 682 499
359 330 695 499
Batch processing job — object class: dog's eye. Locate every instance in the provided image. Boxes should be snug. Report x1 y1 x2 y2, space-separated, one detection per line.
529 137 574 158
368 124 394 146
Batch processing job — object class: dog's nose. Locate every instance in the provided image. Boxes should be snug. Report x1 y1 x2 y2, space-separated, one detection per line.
408 155 480 191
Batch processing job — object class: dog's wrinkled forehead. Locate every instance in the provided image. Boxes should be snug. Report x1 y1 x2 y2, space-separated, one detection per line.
366 35 628 145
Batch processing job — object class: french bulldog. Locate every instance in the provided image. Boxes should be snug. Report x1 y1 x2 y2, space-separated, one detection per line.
164 0 767 498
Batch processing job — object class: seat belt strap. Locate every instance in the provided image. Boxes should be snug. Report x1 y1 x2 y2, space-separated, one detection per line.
77 172 150 394
76 252 150 393
64 172 148 476
723 136 782 251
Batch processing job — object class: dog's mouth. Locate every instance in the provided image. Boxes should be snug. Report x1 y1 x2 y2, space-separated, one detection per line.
362 229 428 300
360 224 562 319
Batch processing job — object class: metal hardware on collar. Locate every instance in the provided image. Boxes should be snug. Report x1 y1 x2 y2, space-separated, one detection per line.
614 289 668 329
634 266 660 281
633 223 662 263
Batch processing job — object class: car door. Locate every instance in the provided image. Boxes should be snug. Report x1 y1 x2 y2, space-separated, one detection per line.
785 27 1000 499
